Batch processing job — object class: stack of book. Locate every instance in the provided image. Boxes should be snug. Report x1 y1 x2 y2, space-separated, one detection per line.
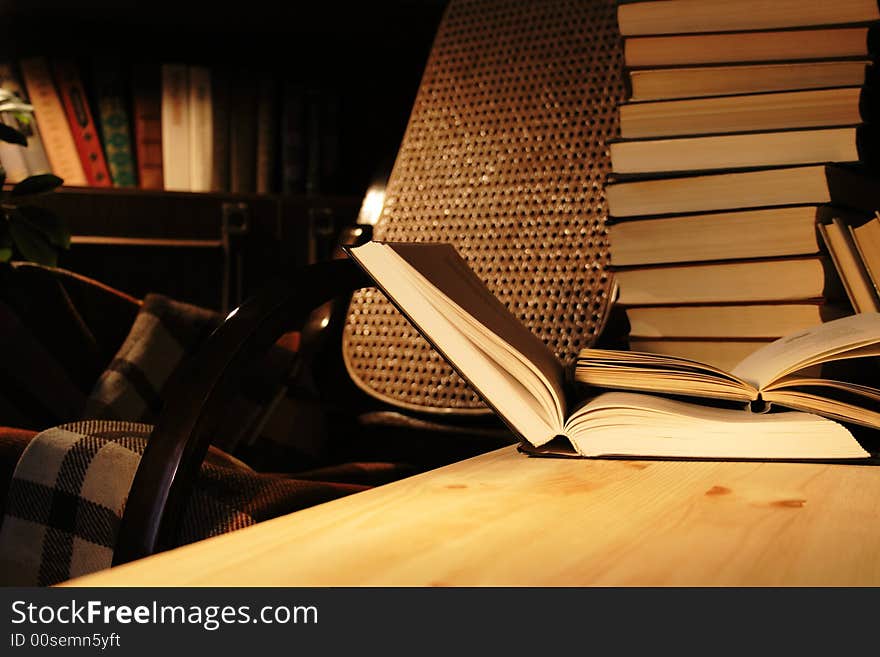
606 0 880 370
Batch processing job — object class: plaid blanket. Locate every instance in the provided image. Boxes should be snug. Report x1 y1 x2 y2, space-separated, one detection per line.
82 293 328 468
0 420 413 586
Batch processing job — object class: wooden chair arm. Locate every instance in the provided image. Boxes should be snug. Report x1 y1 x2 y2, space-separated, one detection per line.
113 258 371 565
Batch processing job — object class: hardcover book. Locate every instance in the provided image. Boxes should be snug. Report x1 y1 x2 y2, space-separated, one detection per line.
619 87 872 139
91 60 137 187
52 59 112 187
617 0 880 36
19 57 87 187
346 241 873 461
605 163 880 218
628 60 873 101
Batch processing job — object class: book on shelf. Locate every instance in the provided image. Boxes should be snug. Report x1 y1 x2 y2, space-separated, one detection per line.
626 337 775 372
619 87 872 139
617 0 880 36
90 60 137 188
132 63 164 190
610 125 876 175
228 68 257 194
52 59 112 187
347 240 872 461
628 60 873 101
0 60 51 177
187 65 213 193
19 57 87 187
819 214 880 312
160 63 191 191
609 206 824 266
605 163 880 218
625 303 850 339
280 81 306 194
623 25 877 68
210 68 230 193
613 256 840 306
255 72 278 194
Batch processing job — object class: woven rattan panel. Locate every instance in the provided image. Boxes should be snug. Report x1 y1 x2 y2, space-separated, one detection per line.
343 0 624 413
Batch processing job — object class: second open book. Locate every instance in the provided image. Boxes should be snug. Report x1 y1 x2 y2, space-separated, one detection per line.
347 241 876 460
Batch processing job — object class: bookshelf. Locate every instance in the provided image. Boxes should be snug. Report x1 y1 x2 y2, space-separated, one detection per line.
0 0 447 310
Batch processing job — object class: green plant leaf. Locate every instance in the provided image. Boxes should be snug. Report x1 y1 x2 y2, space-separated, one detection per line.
11 173 64 197
0 123 27 146
15 205 70 249
8 211 57 266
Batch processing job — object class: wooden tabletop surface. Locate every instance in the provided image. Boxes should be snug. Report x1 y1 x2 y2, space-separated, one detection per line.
64 446 880 586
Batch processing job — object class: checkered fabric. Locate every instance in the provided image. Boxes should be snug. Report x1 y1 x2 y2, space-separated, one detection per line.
82 293 325 466
0 420 397 586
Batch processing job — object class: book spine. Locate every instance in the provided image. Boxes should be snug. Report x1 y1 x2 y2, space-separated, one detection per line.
228 69 256 194
19 57 87 186
52 59 112 187
187 65 212 192
91 61 138 188
0 61 51 176
160 63 191 191
255 72 278 194
210 68 229 192
280 81 305 194
132 63 164 190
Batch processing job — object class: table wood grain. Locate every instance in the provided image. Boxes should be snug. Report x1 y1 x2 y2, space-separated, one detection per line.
63 446 880 586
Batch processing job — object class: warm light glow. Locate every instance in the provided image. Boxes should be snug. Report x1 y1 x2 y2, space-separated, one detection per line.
357 184 386 226
225 308 239 321
320 317 330 328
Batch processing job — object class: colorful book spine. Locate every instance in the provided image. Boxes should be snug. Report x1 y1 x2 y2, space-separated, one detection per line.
0 60 51 177
91 60 137 187
131 63 164 190
52 59 112 187
19 57 87 186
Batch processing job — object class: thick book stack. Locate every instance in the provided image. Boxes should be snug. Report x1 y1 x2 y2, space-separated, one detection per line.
607 0 880 370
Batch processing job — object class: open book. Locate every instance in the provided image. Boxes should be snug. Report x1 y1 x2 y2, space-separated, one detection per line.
347 241 871 461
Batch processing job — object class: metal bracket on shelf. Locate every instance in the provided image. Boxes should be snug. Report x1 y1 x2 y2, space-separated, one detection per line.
221 202 251 314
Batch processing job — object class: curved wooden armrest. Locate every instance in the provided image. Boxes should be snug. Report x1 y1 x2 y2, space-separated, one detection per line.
113 258 371 565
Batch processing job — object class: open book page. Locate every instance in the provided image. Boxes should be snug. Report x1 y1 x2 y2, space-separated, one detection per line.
348 241 564 446
575 348 755 403
561 392 868 459
386 243 567 403
761 379 880 430
732 312 880 389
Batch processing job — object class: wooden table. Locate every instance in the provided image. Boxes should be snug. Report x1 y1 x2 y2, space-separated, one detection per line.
64 446 880 586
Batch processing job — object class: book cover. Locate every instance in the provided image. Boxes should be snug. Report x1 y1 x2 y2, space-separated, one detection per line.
90 59 137 187
52 59 112 187
132 63 164 190
19 57 87 186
